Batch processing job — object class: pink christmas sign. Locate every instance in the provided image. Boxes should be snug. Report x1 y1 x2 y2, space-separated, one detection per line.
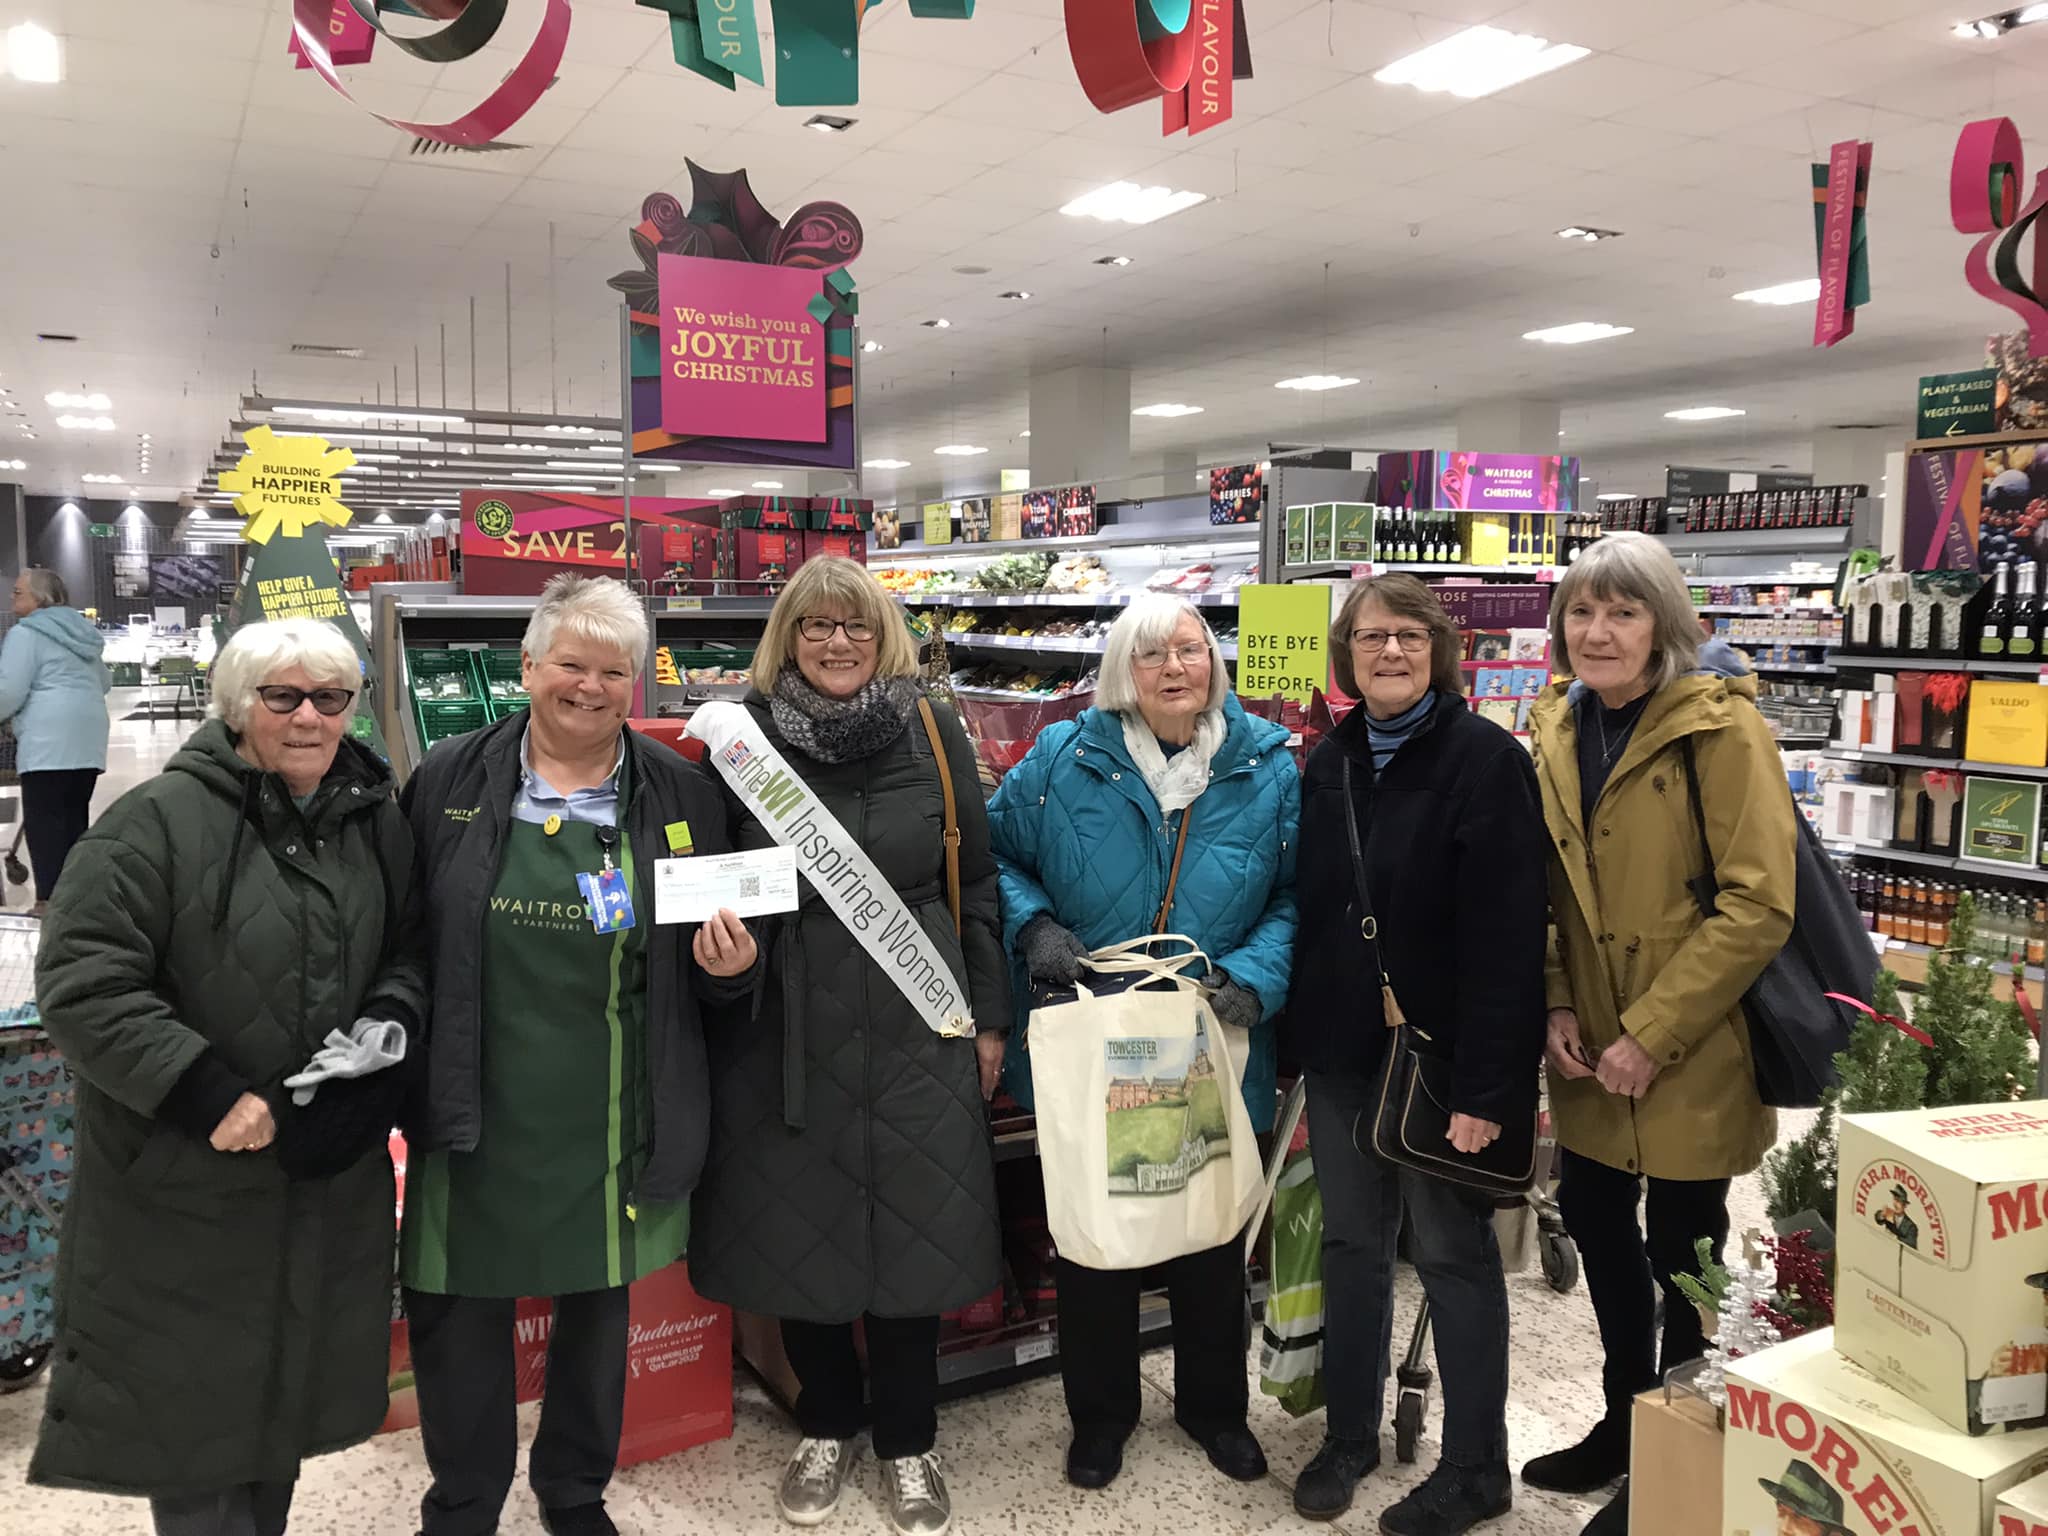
657 254 827 445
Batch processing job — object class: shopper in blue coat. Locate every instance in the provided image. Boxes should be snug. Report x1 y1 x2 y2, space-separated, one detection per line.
0 569 109 908
988 592 1299 1495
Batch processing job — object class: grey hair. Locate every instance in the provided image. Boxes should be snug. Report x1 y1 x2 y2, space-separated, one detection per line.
19 569 66 609
1550 531 1701 692
522 573 649 676
208 619 361 732
1096 593 1229 716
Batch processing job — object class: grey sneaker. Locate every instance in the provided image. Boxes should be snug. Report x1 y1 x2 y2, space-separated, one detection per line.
779 1437 858 1526
881 1452 952 1536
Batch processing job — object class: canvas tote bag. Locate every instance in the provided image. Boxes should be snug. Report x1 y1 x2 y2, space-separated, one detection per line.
1028 936 1264 1271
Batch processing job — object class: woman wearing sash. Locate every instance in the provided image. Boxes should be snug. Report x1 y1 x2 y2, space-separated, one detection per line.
986 592 1299 1491
396 574 759 1536
687 558 1008 1536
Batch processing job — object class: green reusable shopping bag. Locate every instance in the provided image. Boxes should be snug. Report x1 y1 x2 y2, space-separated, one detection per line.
1258 1148 1325 1417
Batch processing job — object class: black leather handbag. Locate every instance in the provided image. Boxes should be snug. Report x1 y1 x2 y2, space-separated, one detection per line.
1340 758 1539 1198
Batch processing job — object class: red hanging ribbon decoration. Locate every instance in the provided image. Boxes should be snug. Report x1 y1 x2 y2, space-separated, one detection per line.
1826 992 1934 1049
2015 973 2042 1042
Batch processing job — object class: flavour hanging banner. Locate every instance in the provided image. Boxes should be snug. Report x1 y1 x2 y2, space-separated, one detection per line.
638 0 969 104
1812 139 1873 348
287 0 375 68
1951 119 2048 359
1068 0 1252 139
687 701 976 1040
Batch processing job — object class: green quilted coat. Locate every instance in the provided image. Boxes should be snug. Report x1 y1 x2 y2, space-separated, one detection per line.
28 720 425 1497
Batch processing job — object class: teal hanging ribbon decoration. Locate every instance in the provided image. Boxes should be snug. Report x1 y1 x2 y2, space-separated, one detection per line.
769 0 861 106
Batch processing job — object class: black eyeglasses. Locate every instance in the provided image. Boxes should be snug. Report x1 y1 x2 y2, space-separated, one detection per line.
256 685 357 717
798 615 876 643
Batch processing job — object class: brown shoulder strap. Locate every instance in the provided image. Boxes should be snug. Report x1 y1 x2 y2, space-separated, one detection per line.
917 697 963 938
1153 810 1193 935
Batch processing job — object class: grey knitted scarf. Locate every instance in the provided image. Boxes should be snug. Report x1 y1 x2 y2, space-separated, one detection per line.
770 666 922 764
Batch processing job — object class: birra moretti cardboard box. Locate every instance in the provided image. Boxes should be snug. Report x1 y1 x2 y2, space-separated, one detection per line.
2001 1469 2048 1536
1724 1330 2048 1536
1836 1103 2048 1436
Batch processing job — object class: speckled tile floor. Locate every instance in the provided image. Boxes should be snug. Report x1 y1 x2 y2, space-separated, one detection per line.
0 1139 1792 1536
0 698 1798 1533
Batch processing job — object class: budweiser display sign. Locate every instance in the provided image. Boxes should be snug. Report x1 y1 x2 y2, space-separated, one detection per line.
1836 1105 2048 1437
1724 1331 2048 1536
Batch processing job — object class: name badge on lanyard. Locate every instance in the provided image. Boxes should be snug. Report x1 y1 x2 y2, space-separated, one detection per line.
576 824 636 934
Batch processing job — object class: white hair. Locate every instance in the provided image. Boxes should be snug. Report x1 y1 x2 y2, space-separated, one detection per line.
209 619 361 732
1550 531 1702 692
1096 593 1229 716
19 569 66 609
522 573 649 676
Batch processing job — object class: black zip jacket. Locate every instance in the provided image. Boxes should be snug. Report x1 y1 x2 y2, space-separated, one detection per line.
1283 691 1550 1125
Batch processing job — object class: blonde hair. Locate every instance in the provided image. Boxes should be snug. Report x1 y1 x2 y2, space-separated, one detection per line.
1096 594 1229 716
523 573 649 675
751 557 918 692
209 619 361 731
1550 532 1701 691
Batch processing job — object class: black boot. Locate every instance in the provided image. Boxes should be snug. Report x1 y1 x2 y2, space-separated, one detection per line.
1583 1481 1629 1536
1378 1462 1512 1536
1293 1435 1381 1521
1183 1422 1268 1482
1519 1415 1628 1494
1066 1429 1128 1490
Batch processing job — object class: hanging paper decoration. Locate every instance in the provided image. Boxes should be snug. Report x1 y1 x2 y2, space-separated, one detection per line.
288 0 570 146
608 168 863 472
1951 118 2048 360
288 1 378 69
633 0 969 105
1811 139 1873 348
1068 0 1251 138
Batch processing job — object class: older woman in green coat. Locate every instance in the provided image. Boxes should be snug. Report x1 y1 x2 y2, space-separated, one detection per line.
29 618 425 1536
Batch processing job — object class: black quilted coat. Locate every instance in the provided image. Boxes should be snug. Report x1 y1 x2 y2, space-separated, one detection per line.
28 721 424 1497
689 694 1007 1322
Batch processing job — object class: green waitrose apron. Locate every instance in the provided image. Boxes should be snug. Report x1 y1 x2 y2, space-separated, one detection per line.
401 810 687 1297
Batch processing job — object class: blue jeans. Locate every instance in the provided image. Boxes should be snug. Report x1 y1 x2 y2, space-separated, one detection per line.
1305 1071 1511 1468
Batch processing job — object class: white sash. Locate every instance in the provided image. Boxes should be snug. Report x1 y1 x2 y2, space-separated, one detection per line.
686 700 975 1039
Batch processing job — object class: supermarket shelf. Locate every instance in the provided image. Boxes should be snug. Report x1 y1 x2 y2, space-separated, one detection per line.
1749 663 1837 676
897 590 1243 608
946 632 1240 659
1773 733 1832 745
1828 748 2048 781
933 1295 1177 1395
1880 940 2044 988
895 528 1260 558
1696 604 1840 616
1826 652 2046 676
951 685 1087 702
1824 842 2048 885
653 596 778 616
1278 561 1561 583
1655 527 1853 555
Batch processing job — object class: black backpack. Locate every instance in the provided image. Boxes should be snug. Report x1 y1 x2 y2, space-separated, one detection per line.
1678 734 1875 1108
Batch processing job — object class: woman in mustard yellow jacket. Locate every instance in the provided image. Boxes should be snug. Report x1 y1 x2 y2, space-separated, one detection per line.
1521 533 1795 1536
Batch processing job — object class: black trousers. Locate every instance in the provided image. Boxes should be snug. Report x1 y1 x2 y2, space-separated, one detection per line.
780 1313 942 1460
405 1285 630 1536
1557 1149 1731 1423
149 1480 294 1536
1055 1238 1248 1440
21 767 98 901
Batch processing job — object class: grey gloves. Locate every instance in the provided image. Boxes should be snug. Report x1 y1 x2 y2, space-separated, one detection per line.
1020 914 1089 984
283 1018 409 1106
1207 974 1264 1032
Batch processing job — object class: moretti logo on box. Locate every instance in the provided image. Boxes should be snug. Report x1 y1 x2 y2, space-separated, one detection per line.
1852 1159 1953 1262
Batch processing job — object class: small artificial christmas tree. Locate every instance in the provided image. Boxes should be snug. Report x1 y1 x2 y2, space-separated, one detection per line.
1835 968 1927 1113
1916 892 2034 1107
1762 1093 1839 1232
1675 1236 1783 1406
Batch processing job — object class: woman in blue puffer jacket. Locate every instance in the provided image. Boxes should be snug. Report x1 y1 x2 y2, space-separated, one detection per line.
0 569 109 910
988 591 1299 1495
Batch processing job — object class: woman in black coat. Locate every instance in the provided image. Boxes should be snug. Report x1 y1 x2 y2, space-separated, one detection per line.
1283 576 1551 1535
688 557 1008 1536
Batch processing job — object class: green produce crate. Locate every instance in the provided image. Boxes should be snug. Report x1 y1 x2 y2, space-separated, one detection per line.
416 700 491 747
406 647 483 704
109 662 142 686
475 647 530 721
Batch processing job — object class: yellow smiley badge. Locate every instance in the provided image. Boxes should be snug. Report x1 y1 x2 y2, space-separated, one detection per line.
543 814 563 837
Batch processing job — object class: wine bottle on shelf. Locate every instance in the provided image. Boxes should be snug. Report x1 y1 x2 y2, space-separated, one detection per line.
1982 562 2014 657
1448 515 1464 566
2011 562 2042 660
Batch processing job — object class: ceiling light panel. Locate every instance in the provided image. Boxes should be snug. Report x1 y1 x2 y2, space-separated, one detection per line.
1132 403 1204 418
46 391 110 410
57 415 116 430
1522 322 1634 345
1275 375 1360 391
933 445 988 457
864 458 911 469
4 21 62 83
1732 279 1821 305
1061 183 1207 226
1664 406 1747 421
1373 25 1589 100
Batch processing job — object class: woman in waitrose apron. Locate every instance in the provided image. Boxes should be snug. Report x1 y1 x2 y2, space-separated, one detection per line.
395 574 758 1536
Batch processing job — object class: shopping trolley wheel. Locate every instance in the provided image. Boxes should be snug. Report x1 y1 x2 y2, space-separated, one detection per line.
1540 1230 1580 1295
1394 1389 1426 1464
3 853 26 889
0 1342 51 1392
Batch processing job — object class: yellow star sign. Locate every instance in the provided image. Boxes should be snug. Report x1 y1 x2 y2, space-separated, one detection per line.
218 425 357 544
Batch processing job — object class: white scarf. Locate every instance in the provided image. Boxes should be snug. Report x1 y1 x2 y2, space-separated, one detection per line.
1121 708 1227 816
